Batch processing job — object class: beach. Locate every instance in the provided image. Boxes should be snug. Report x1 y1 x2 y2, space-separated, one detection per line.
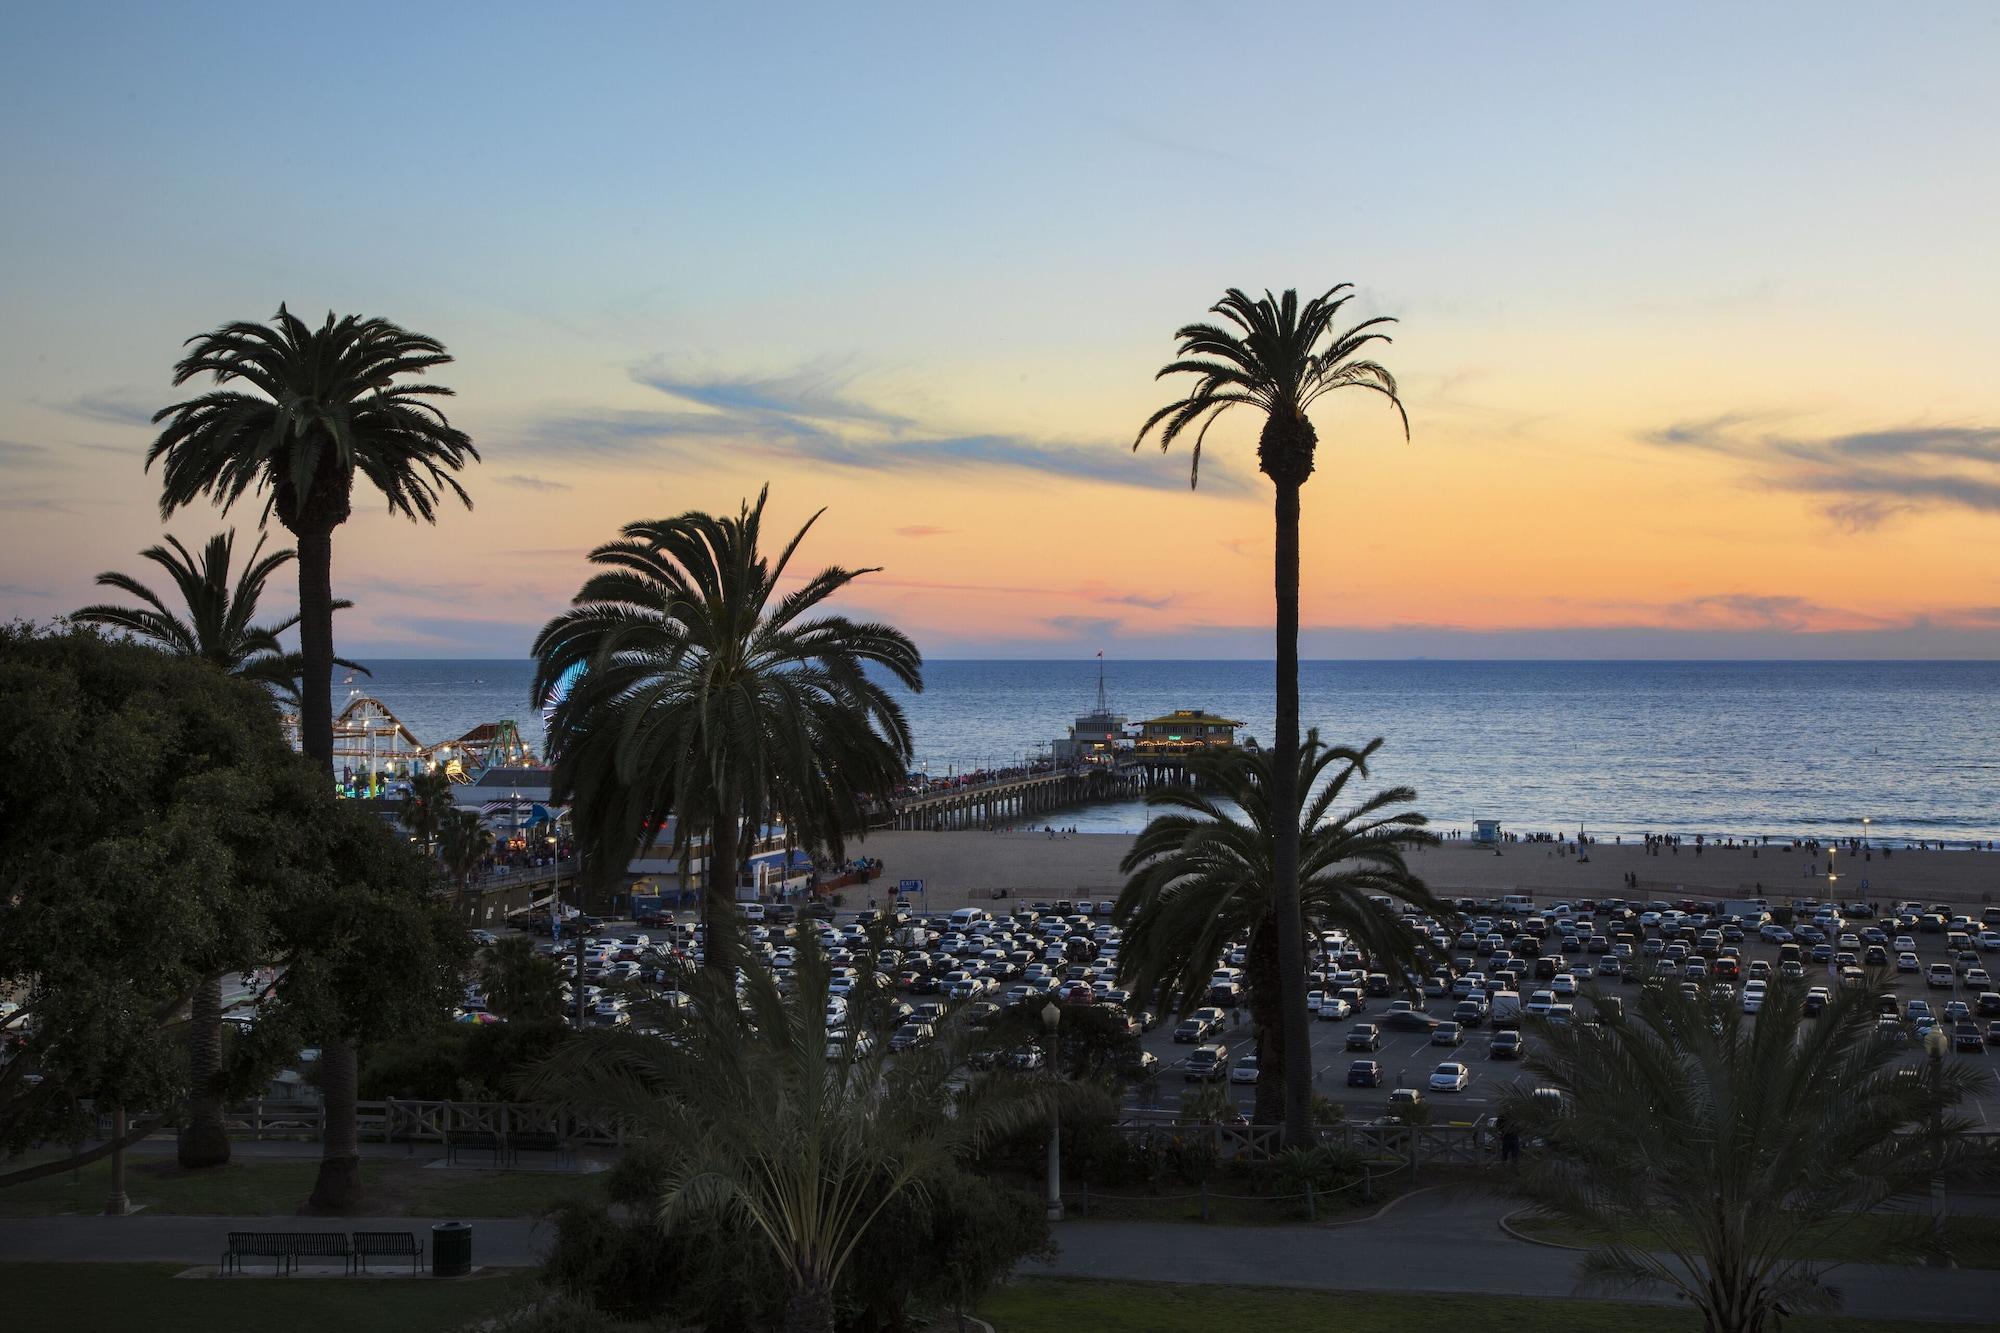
854 829 2000 913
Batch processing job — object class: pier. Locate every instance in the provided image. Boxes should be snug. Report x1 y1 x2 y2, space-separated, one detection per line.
877 756 1202 830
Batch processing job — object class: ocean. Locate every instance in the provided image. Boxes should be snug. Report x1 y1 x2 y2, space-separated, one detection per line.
341 659 2000 843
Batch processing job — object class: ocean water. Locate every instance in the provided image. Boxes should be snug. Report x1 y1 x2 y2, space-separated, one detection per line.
342 659 2000 843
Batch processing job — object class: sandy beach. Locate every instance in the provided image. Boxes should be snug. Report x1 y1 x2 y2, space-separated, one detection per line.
854 829 1999 914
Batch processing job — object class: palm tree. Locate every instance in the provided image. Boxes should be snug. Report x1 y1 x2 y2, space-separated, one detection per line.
148 306 479 1210
73 529 368 705
1136 285 1407 1145
438 807 495 912
1115 733 1445 1126
1500 977 1989 1332
531 488 920 973
401 766 456 860
521 937 1060 1332
72 527 362 1169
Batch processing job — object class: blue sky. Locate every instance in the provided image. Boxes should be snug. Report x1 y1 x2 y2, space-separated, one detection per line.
3 3 1998 657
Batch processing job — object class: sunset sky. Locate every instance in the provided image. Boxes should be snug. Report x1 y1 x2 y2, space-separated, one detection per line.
4 3 1998 658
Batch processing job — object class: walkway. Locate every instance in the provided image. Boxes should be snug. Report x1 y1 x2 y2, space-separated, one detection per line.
2 1181 1995 1324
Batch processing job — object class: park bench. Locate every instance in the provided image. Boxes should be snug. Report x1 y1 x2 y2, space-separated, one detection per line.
222 1231 292 1275
285 1231 354 1271
506 1129 570 1168
446 1128 506 1166
351 1230 424 1275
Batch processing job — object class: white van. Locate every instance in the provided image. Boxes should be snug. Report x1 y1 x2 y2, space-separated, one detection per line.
1502 894 1534 913
949 907 990 929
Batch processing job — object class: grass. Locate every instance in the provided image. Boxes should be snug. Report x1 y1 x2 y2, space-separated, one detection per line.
1513 1211 2000 1270
2 1262 535 1333
1058 1182 1383 1226
0 1156 604 1218
979 1278 2000 1333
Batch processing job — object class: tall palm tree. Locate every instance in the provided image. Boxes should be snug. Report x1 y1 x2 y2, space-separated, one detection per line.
401 765 456 860
1501 977 1989 1333
438 807 495 912
522 936 1060 1332
148 305 479 1210
531 488 921 973
1136 285 1407 1144
1115 733 1445 1126
72 527 362 1169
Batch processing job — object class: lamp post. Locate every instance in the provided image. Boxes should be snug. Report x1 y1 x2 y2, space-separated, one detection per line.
1041 999 1063 1222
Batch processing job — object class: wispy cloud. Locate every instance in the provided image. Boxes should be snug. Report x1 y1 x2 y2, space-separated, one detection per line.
496 473 571 492
0 440 52 469
0 582 54 598
522 361 1244 495
63 388 159 429
894 525 956 539
1645 418 2000 528
1097 590 1177 610
350 575 489 600
1044 615 1123 639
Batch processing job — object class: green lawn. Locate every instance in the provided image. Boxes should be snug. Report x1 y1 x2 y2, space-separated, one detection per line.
980 1278 2000 1333
2 1263 535 1333
0 1156 604 1218
1513 1211 2000 1271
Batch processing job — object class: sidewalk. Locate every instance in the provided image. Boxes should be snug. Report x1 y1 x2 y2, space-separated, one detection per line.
2 1180 1996 1325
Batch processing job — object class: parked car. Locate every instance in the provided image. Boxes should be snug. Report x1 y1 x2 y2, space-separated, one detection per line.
1428 1062 1471 1093
1183 1043 1229 1082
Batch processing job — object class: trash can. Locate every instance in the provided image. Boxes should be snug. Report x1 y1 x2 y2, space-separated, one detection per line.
432 1221 472 1277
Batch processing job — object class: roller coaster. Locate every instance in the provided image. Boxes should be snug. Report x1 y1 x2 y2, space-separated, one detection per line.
284 694 536 790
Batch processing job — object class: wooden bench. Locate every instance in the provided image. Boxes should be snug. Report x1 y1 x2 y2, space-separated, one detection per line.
222 1231 292 1275
506 1129 570 1168
446 1129 505 1166
352 1230 424 1274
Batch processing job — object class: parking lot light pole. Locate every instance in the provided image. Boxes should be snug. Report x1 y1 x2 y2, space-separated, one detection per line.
1042 999 1063 1222
1926 1024 1949 1259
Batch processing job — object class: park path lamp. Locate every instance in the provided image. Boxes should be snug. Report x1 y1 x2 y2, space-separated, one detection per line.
1042 999 1063 1221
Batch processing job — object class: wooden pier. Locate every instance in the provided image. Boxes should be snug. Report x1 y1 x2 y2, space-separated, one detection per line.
877 756 1200 830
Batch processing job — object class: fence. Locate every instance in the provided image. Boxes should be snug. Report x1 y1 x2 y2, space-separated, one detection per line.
221 1098 633 1147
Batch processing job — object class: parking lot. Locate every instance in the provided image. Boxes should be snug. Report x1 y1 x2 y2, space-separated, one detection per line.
493 888 2000 1131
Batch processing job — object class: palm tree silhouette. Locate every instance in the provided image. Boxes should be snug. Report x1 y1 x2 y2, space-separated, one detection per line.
533 488 920 971
1137 285 1406 1143
73 527 363 1168
1115 733 1444 1126
147 306 479 1209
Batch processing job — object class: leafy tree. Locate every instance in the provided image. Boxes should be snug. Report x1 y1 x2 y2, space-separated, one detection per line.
521 937 1061 1332
531 488 920 973
402 765 456 859
1137 286 1407 1145
1115 733 1444 1125
70 529 359 1168
148 305 479 1210
483 935 566 1023
1501 977 1990 1332
439 806 495 908
0 626 461 1191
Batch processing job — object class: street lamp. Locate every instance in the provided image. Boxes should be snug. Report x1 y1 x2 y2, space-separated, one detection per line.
1925 1024 1950 1252
1042 999 1063 1222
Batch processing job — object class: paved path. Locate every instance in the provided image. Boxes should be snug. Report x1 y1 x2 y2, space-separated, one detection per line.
1026 1189 2000 1325
0 1214 553 1266
3 1183 1997 1325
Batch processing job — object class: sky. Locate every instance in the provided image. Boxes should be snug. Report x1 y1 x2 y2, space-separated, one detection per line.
3 2 1999 659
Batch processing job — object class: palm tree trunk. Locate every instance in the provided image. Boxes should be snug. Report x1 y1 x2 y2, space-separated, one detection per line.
294 519 365 1211
705 815 739 973
782 1278 836 1333
308 1038 364 1211
1246 914 1285 1128
1269 475 1312 1147
294 523 337 782
177 975 231 1168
